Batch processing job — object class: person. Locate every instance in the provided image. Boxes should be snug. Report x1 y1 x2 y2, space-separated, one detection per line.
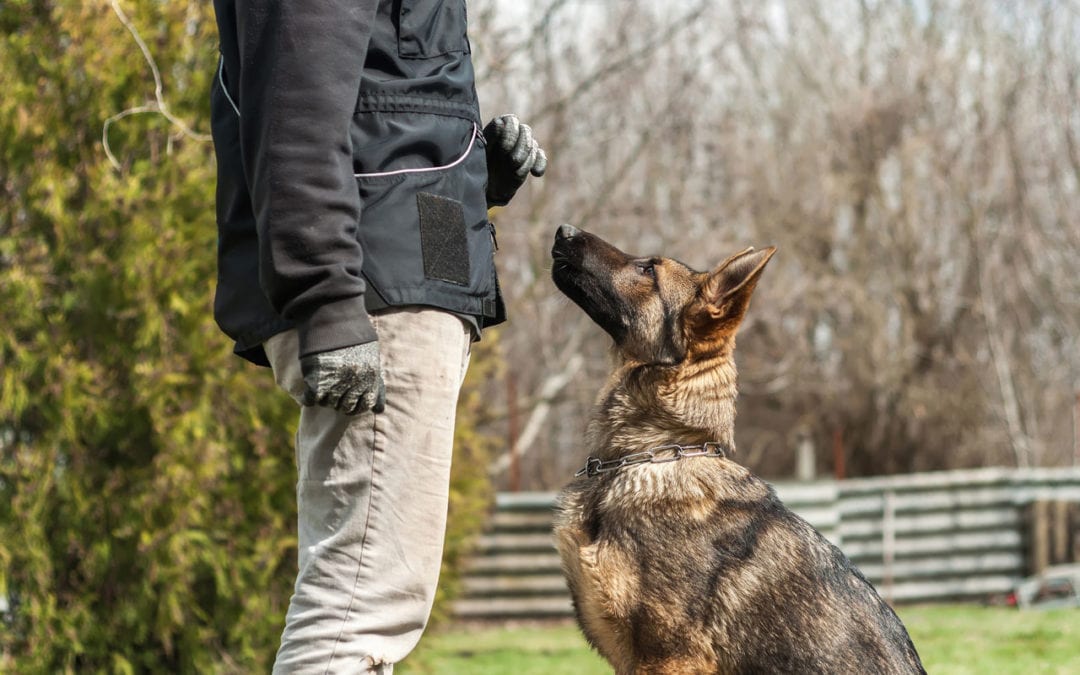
208 1 546 672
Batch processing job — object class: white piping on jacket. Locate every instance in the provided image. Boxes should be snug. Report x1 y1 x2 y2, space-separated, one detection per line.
218 54 478 179
354 123 479 178
218 56 240 117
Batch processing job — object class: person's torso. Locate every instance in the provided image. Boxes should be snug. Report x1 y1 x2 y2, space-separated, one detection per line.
211 0 500 364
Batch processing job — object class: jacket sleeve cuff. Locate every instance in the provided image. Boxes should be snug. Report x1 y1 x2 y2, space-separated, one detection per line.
297 297 378 358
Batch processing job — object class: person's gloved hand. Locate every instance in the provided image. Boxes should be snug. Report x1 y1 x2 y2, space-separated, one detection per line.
484 114 547 208
300 341 386 415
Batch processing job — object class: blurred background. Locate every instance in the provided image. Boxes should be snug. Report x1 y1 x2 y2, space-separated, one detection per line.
1 0 1079 671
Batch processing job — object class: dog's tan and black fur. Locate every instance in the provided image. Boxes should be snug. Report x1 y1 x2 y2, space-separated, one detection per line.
551 225 924 675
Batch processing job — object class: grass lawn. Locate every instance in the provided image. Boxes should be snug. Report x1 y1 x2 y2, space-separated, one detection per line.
901 605 1080 675
399 606 1080 674
400 622 607 675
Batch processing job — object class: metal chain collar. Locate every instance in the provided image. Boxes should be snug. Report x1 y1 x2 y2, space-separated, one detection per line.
574 442 731 478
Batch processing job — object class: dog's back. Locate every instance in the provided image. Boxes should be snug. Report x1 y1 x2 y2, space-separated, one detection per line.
550 225 924 674
556 457 923 674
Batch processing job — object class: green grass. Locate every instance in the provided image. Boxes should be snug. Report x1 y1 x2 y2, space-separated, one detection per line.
901 605 1080 674
398 606 1080 674
399 622 608 674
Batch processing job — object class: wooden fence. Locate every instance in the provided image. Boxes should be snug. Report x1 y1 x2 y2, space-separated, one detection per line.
453 466 1080 620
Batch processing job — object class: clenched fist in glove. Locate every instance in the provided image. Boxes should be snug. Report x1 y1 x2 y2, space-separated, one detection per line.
300 341 386 415
484 114 547 208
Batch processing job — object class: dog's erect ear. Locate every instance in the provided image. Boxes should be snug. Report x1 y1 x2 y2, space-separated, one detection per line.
698 246 776 330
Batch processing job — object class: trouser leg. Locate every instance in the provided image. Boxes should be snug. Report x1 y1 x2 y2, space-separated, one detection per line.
264 308 472 674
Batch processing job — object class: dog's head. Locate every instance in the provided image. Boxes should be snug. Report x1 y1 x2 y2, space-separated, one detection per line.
551 224 774 368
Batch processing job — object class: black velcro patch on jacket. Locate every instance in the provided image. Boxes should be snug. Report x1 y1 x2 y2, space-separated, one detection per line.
417 192 470 286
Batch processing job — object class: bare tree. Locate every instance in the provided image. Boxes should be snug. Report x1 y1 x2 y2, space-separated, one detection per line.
470 0 1080 488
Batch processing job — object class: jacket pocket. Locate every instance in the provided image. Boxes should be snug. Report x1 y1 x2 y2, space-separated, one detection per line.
398 0 469 59
350 114 494 314
353 122 478 179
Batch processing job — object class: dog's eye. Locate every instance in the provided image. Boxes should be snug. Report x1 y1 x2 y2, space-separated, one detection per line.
637 263 656 279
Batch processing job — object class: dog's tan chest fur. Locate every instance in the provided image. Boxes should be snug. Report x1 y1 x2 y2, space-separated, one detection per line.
555 460 768 674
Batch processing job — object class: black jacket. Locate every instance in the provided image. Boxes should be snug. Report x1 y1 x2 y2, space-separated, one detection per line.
210 0 501 366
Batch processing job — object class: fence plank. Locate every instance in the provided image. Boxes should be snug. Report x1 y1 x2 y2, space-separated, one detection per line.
456 468 1080 620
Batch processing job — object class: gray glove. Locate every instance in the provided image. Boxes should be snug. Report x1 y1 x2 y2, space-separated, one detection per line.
300 341 386 415
484 114 547 208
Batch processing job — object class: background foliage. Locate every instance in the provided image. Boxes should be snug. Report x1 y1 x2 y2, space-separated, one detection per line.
472 0 1080 484
0 0 497 670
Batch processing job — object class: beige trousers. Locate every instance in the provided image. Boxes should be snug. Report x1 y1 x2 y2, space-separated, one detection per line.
264 308 472 674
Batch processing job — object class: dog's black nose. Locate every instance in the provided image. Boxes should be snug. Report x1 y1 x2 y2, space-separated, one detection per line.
556 224 580 242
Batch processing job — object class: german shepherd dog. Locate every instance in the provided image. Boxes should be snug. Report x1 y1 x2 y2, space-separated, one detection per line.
550 225 924 674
